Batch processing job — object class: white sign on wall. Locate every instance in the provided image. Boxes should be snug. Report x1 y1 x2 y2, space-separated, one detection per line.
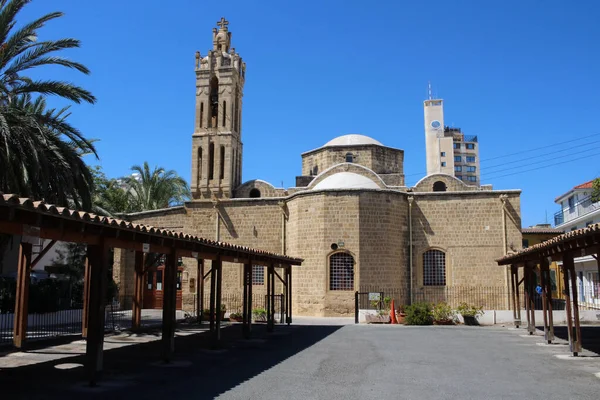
142 243 150 253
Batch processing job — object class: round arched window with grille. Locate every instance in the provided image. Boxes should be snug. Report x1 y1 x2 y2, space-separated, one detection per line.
329 252 354 291
423 249 446 286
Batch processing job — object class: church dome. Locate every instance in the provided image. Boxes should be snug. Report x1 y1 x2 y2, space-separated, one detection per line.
324 134 383 147
312 172 380 190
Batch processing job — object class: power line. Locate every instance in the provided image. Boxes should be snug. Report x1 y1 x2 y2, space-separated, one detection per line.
482 145 600 175
480 132 600 163
480 155 593 180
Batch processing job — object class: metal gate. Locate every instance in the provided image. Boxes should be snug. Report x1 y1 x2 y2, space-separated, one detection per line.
354 291 384 324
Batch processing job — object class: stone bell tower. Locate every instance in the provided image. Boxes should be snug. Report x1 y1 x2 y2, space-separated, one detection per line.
191 17 246 200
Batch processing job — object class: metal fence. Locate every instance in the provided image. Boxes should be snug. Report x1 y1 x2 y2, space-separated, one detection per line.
357 285 600 312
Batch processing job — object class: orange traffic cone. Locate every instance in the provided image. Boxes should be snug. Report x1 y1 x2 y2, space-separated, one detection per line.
390 299 398 324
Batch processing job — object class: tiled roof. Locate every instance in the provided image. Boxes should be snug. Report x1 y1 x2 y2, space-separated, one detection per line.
497 222 600 264
0 193 302 264
574 179 595 189
521 227 564 234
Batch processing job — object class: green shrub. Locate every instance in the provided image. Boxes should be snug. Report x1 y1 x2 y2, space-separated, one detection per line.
252 308 267 321
456 302 484 317
405 302 433 325
432 302 455 322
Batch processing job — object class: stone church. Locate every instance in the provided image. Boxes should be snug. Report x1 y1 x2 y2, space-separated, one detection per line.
114 19 522 316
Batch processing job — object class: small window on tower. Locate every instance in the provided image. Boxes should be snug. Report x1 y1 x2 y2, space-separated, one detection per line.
440 152 446 157
345 153 353 163
441 162 446 167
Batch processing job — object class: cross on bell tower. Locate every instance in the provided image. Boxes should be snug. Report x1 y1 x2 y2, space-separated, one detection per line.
191 18 246 200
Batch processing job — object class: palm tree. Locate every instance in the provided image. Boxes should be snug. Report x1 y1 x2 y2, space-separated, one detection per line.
0 0 96 208
126 162 191 211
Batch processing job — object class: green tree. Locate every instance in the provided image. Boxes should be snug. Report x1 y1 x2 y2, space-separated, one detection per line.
91 166 134 216
126 162 191 211
0 0 96 209
592 178 600 204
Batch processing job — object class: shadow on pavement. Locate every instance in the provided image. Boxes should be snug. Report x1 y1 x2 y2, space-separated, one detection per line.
550 325 600 355
0 323 342 399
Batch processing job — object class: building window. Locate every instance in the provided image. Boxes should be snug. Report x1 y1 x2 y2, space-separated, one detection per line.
586 221 594 227
156 270 163 291
454 166 462 172
570 226 578 231
467 176 477 182
199 102 204 128
453 143 460 149
197 147 203 187
345 153 353 163
568 196 575 212
466 166 476 172
176 271 182 290
423 249 446 286
249 188 261 198
433 181 447 192
522 239 529 248
440 152 446 157
222 100 227 127
252 265 264 285
466 143 475 150
456 175 463 180
208 142 215 180
441 162 446 167
454 156 461 162
466 156 476 163
146 271 153 290
329 252 354 291
219 145 225 179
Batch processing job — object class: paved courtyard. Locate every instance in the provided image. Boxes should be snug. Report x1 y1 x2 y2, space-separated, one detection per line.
1 321 599 399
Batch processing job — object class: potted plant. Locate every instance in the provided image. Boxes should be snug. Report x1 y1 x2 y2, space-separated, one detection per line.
202 304 227 320
229 312 243 322
404 303 433 325
456 302 483 326
432 302 455 325
366 309 390 324
395 304 407 324
252 307 267 322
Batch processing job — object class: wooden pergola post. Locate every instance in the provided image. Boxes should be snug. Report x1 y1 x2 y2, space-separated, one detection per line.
247 261 253 337
540 256 554 343
284 265 290 325
161 248 178 362
82 258 90 338
197 259 204 324
288 265 293 325
523 264 532 334
561 253 575 355
267 264 274 332
209 259 217 332
212 256 223 346
510 264 518 327
132 251 144 330
13 241 32 348
85 241 110 386
564 251 582 356
242 262 251 338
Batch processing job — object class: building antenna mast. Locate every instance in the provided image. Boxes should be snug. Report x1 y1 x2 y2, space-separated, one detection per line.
428 81 432 100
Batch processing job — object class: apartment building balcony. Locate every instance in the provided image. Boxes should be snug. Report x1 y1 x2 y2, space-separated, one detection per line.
554 195 600 226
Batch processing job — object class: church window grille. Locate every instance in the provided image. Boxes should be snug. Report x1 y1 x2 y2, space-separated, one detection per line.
423 249 446 286
219 145 225 179
208 143 215 180
223 101 227 127
345 153 353 163
249 188 261 198
433 181 447 192
329 252 354 291
252 265 264 285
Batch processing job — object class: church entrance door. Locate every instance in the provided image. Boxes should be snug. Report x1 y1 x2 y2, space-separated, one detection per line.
143 265 183 310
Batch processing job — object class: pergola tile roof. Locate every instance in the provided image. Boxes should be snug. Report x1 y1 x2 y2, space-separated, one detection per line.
497 222 600 264
0 193 302 264
521 227 565 234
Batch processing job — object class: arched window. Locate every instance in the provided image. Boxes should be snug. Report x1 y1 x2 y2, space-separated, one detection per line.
197 147 203 187
311 165 318 176
345 153 353 163
423 249 446 286
199 102 204 128
208 143 215 180
219 145 225 179
433 181 447 192
329 252 354 291
249 188 261 198
222 100 227 127
209 77 219 128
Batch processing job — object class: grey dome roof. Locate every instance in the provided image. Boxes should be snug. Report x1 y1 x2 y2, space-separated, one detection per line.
324 134 383 147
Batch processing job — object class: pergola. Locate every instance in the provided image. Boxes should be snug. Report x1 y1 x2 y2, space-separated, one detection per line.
497 222 600 356
0 194 302 384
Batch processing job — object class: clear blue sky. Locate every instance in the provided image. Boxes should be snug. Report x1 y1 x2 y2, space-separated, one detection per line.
21 0 600 227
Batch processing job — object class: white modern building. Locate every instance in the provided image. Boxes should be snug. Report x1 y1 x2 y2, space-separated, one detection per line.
554 178 600 306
